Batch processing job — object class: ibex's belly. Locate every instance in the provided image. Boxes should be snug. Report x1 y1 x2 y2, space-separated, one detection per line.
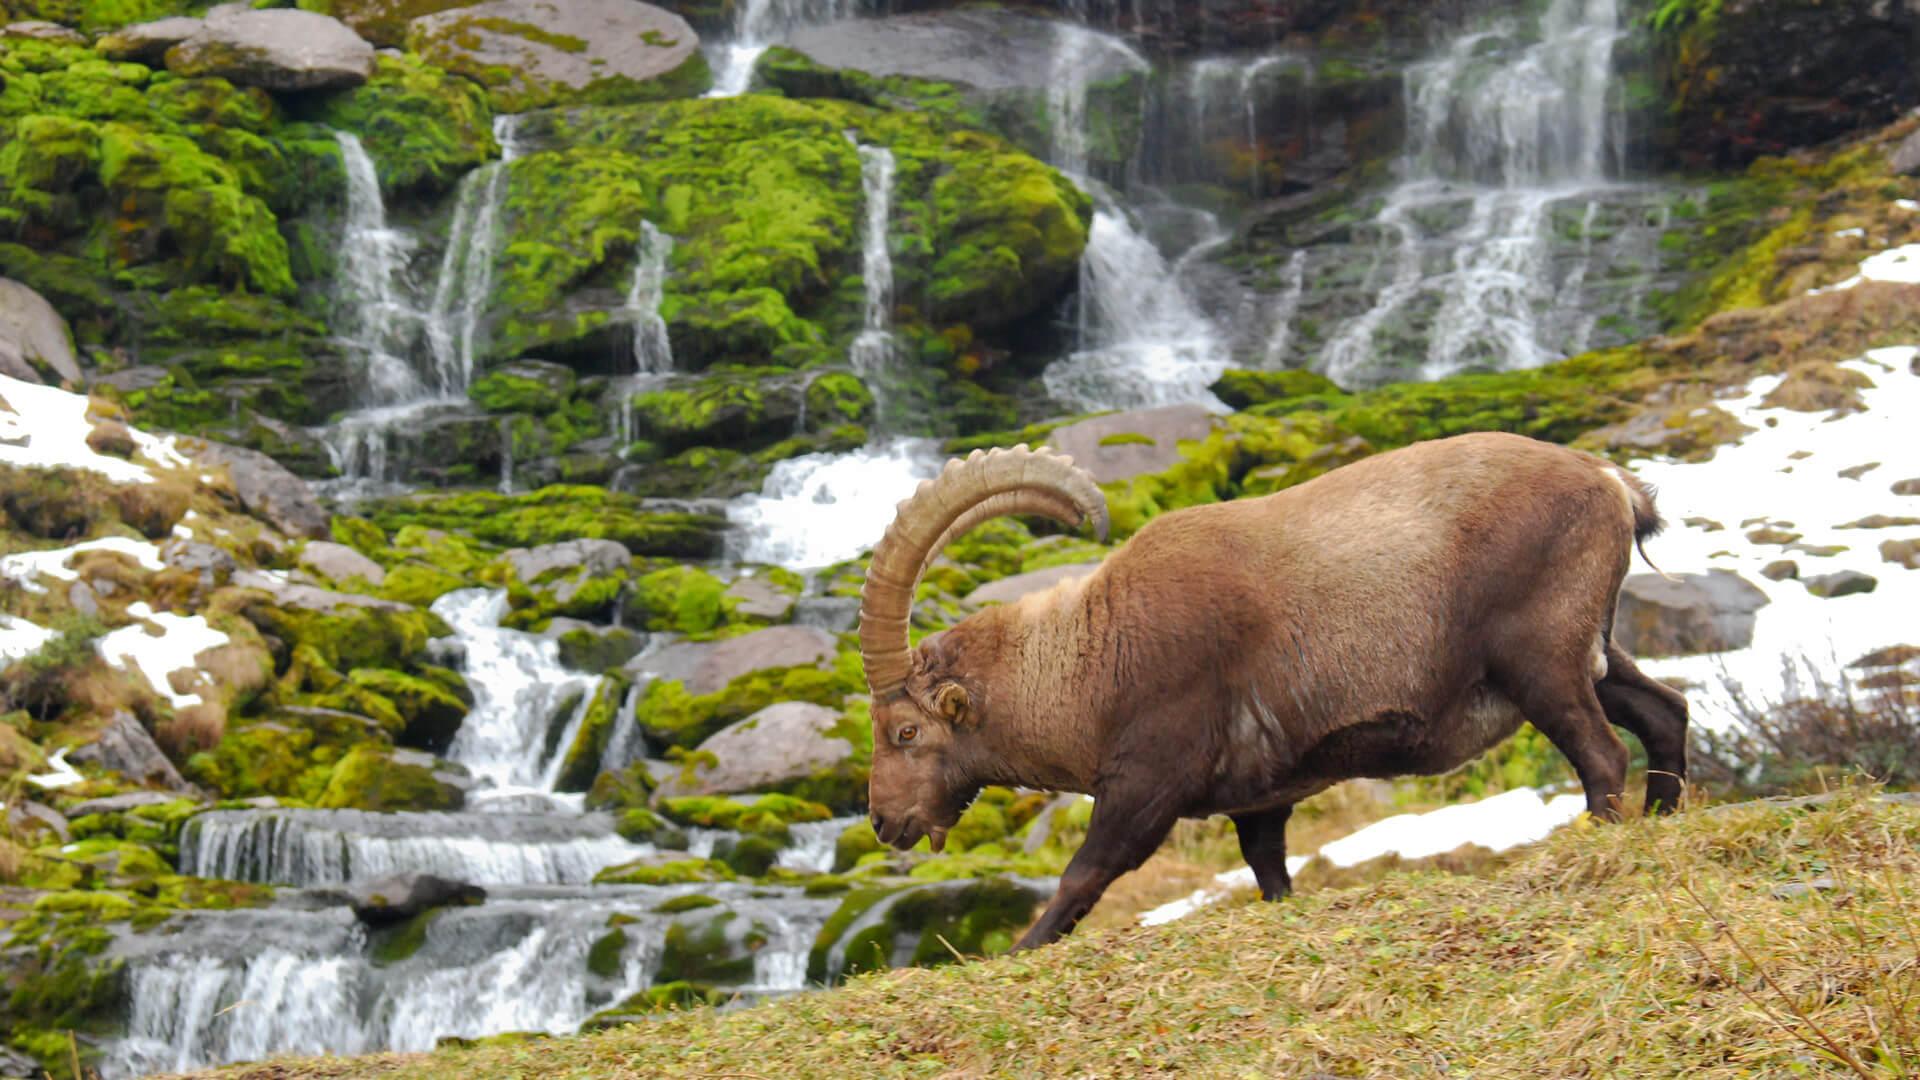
1202 684 1527 817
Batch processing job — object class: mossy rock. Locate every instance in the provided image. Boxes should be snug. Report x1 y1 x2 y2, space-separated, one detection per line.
553 623 646 672
808 878 1044 984
306 52 495 197
586 926 628 979
586 759 658 811
584 980 729 1028
359 485 727 558
612 807 685 847
316 745 466 812
184 717 343 801
657 793 831 835
369 907 440 967
622 563 730 636
550 674 630 793
631 657 862 751
624 369 808 454
297 0 484 49
468 359 577 414
656 909 768 986
592 857 735 886
345 667 470 754
1211 368 1343 410
239 594 449 672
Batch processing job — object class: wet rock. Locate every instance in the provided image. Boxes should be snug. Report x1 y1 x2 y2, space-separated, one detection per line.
1046 405 1220 485
299 541 387 586
793 596 860 633
967 562 1102 606
5 800 69 844
344 872 486 926
184 439 330 539
1760 560 1799 581
65 791 185 817
166 7 375 92
626 625 835 697
408 0 708 112
655 702 857 802
3 20 85 43
1614 571 1770 658
68 710 191 791
1881 538 1920 569
724 574 796 622
97 16 204 62
1804 570 1877 598
0 278 81 385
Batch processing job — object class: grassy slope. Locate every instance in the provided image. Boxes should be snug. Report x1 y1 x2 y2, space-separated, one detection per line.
181 791 1920 1079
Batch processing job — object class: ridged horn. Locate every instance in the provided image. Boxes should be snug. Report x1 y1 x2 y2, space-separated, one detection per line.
859 444 1108 698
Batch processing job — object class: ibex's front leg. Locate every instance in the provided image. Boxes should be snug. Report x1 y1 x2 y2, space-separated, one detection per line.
1012 780 1182 951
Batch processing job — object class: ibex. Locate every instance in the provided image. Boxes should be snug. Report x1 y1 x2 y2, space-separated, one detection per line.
858 431 1689 950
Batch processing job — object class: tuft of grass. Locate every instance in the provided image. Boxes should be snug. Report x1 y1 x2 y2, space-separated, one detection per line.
1693 659 1920 799
168 789 1920 1079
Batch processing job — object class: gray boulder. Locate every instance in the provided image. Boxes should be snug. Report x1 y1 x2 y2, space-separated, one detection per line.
1804 570 1878 598
655 702 856 800
0 277 81 385
1046 404 1219 485
786 10 1065 93
3 20 86 44
505 539 630 585
183 439 331 538
97 16 204 63
725 574 796 622
625 625 835 696
299 541 387 586
166 7 375 92
968 562 1101 606
407 0 707 111
232 572 411 615
1614 571 1770 657
68 710 191 791
65 790 187 817
5 800 69 844
343 872 485 926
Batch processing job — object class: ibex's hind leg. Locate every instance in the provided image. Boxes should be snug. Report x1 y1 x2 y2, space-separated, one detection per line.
1495 659 1629 821
1596 643 1691 814
1231 804 1295 900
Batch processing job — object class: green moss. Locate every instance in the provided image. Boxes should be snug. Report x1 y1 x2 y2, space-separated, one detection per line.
306 53 496 196
370 908 441 967
586 760 658 811
552 674 631 793
593 858 736 886
316 745 464 812
658 793 831 834
241 595 448 672
406 11 711 113
184 718 335 801
925 131 1092 330
802 371 874 428
359 486 724 558
625 563 728 636
652 894 720 915
468 361 576 414
633 659 860 750
586 927 628 979
346 667 470 750
657 909 765 985
1211 369 1343 410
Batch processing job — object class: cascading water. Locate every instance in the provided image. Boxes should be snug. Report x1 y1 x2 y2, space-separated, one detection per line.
322 116 524 488
1038 21 1231 413
104 890 842 1077
434 588 599 797
610 220 677 448
331 132 423 405
707 0 861 97
849 142 900 418
1312 0 1650 386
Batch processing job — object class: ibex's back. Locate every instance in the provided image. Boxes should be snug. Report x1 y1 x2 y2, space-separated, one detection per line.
858 431 1689 950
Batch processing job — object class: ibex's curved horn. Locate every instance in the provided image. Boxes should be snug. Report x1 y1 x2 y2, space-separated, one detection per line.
858 445 1108 698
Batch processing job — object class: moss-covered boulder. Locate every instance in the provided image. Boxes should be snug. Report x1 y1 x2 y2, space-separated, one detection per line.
163 8 375 93
358 485 727 558
807 877 1045 984
237 585 448 672
308 52 496 197
316 744 468 811
296 0 480 49
654 702 868 812
592 855 734 885
468 358 576 414
406 0 711 113
549 673 629 793
655 908 771 985
623 369 811 454
497 537 630 630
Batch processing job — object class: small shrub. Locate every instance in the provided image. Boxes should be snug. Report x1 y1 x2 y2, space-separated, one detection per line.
1691 658 1920 798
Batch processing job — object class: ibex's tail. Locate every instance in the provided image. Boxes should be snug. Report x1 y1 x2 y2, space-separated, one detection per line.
1611 465 1670 578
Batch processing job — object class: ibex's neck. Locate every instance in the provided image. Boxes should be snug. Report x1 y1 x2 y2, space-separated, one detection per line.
968 573 1114 794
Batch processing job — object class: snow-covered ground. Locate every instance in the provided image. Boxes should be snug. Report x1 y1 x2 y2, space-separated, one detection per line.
1631 349 1920 727
96 602 230 710
1 372 184 483
0 536 166 594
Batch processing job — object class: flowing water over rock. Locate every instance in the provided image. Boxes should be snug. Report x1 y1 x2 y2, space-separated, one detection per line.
105 887 840 1077
332 132 423 406
849 142 902 422
708 0 862 96
1287 0 1678 386
726 438 942 569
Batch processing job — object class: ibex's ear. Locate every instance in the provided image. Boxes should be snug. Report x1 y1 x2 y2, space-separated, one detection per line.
933 682 972 725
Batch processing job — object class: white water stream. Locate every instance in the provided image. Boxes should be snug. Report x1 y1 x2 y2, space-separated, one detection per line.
707 0 862 97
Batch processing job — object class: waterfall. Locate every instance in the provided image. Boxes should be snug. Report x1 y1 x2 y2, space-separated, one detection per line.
708 0 861 97
331 132 423 405
1039 23 1228 413
104 891 843 1077
179 809 653 887
1319 0 1630 386
626 222 675 376
773 816 864 875
425 114 523 395
1180 53 1310 198
432 588 600 796
848 142 899 421
726 439 941 569
1262 250 1308 365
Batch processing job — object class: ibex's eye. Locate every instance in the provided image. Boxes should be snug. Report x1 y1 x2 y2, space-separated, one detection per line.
897 725 918 744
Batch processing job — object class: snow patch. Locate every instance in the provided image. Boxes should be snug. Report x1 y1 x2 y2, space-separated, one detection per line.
26 746 84 790
96 602 230 710
1813 242 1920 292
1630 350 1920 726
1139 788 1585 926
0 614 56 664
0 537 166 594
0 373 180 483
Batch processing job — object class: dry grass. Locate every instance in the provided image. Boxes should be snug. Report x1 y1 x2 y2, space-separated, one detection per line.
168 788 1920 1080
1693 659 1920 798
